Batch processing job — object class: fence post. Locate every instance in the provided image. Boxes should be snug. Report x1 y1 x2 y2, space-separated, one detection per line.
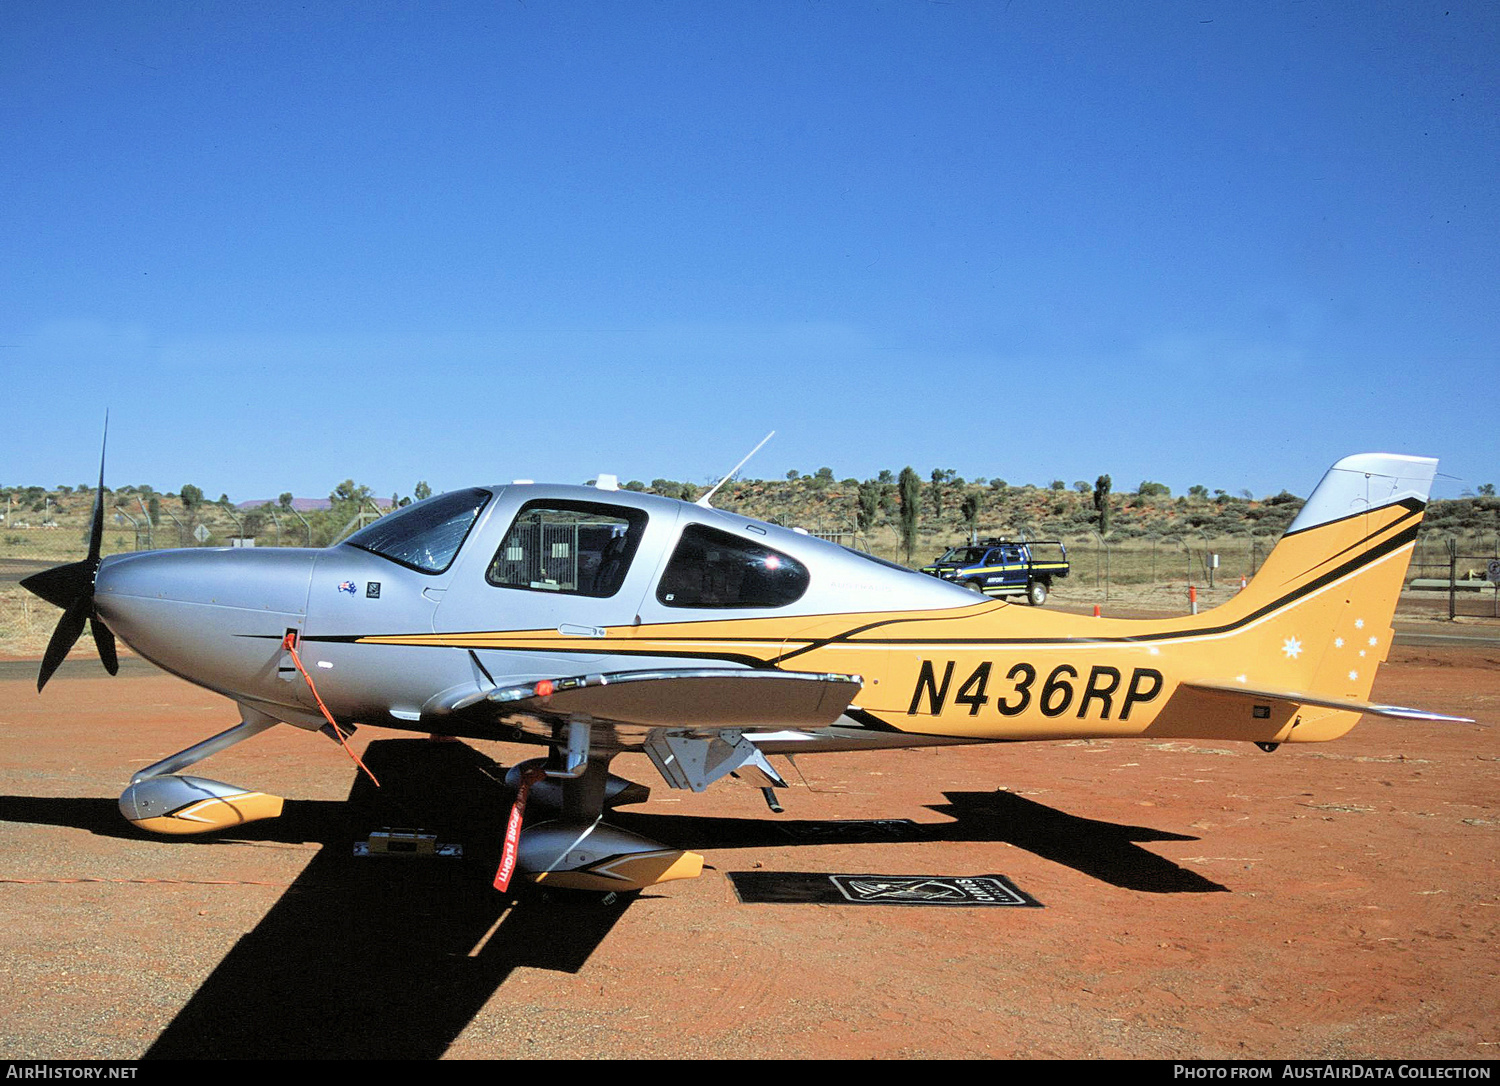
114 506 143 550
135 497 155 549
292 508 313 547
219 501 245 545
1448 538 1458 621
1085 529 1109 600
161 506 186 548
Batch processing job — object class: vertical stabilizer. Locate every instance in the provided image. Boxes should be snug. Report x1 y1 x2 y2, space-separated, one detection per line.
1203 453 1436 740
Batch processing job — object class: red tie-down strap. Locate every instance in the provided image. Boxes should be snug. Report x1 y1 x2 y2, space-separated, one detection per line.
281 631 380 787
494 765 549 892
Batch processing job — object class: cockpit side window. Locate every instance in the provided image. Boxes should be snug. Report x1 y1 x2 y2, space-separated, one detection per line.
487 500 648 598
657 524 809 608
346 488 491 574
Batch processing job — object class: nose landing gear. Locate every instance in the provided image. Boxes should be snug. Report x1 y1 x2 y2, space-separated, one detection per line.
118 709 285 835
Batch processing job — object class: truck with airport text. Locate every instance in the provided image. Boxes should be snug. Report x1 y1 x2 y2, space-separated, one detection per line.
919 538 1070 605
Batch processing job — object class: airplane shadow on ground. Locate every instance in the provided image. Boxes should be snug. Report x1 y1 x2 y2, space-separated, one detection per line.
617 788 1228 896
2 739 633 1060
140 739 633 1059
0 742 1223 1059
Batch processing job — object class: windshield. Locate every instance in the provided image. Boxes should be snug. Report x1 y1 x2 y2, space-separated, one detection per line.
938 547 987 565
346 488 491 574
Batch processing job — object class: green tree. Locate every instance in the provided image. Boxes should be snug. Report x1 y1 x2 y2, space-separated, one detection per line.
856 480 881 532
1093 474 1113 533
929 468 944 518
414 481 432 501
180 484 204 510
330 480 372 506
278 492 293 510
960 491 980 535
898 467 922 563
1138 481 1171 498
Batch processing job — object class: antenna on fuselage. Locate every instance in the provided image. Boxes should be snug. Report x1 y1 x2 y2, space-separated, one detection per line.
697 430 775 508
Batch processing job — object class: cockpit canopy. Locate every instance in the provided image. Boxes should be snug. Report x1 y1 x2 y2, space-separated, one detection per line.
344 483 962 614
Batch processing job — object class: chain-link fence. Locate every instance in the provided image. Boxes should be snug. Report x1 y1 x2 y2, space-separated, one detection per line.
1057 534 1282 590
1409 535 1500 619
0 499 388 565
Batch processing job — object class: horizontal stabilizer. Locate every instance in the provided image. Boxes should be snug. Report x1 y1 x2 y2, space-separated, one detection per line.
1182 680 1473 724
455 667 862 737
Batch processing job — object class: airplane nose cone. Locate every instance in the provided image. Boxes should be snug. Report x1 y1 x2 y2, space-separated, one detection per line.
94 548 318 689
97 547 318 612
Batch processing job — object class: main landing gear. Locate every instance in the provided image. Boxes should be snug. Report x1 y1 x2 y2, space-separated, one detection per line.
506 721 703 893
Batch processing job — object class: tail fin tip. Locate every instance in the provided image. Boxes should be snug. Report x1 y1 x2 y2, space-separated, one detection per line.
1287 453 1438 535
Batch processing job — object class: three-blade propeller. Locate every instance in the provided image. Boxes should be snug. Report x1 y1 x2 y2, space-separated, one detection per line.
20 423 119 691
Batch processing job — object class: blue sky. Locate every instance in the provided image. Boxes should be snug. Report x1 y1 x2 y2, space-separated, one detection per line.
2 1 1495 503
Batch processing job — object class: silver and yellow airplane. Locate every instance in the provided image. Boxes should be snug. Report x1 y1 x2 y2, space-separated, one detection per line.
22 450 1465 892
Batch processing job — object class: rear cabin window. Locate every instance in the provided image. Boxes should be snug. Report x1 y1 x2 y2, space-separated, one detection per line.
656 524 809 609
346 487 491 574
487 500 647 598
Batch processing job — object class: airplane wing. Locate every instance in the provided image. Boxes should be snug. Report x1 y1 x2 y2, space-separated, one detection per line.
1181 680 1473 723
447 667 863 740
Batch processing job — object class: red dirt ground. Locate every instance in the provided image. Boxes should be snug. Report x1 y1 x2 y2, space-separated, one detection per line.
0 637 1495 1060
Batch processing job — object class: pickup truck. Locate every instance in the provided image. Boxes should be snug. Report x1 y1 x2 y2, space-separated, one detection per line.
919 538 1070 605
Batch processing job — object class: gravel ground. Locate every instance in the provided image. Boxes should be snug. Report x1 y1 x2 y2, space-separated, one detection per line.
0 638 1494 1060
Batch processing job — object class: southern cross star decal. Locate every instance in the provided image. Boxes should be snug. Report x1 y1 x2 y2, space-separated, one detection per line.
1282 637 1303 659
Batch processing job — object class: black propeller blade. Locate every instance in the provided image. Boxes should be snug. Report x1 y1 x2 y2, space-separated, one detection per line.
20 419 118 692
36 594 92 692
18 558 94 611
92 616 119 676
